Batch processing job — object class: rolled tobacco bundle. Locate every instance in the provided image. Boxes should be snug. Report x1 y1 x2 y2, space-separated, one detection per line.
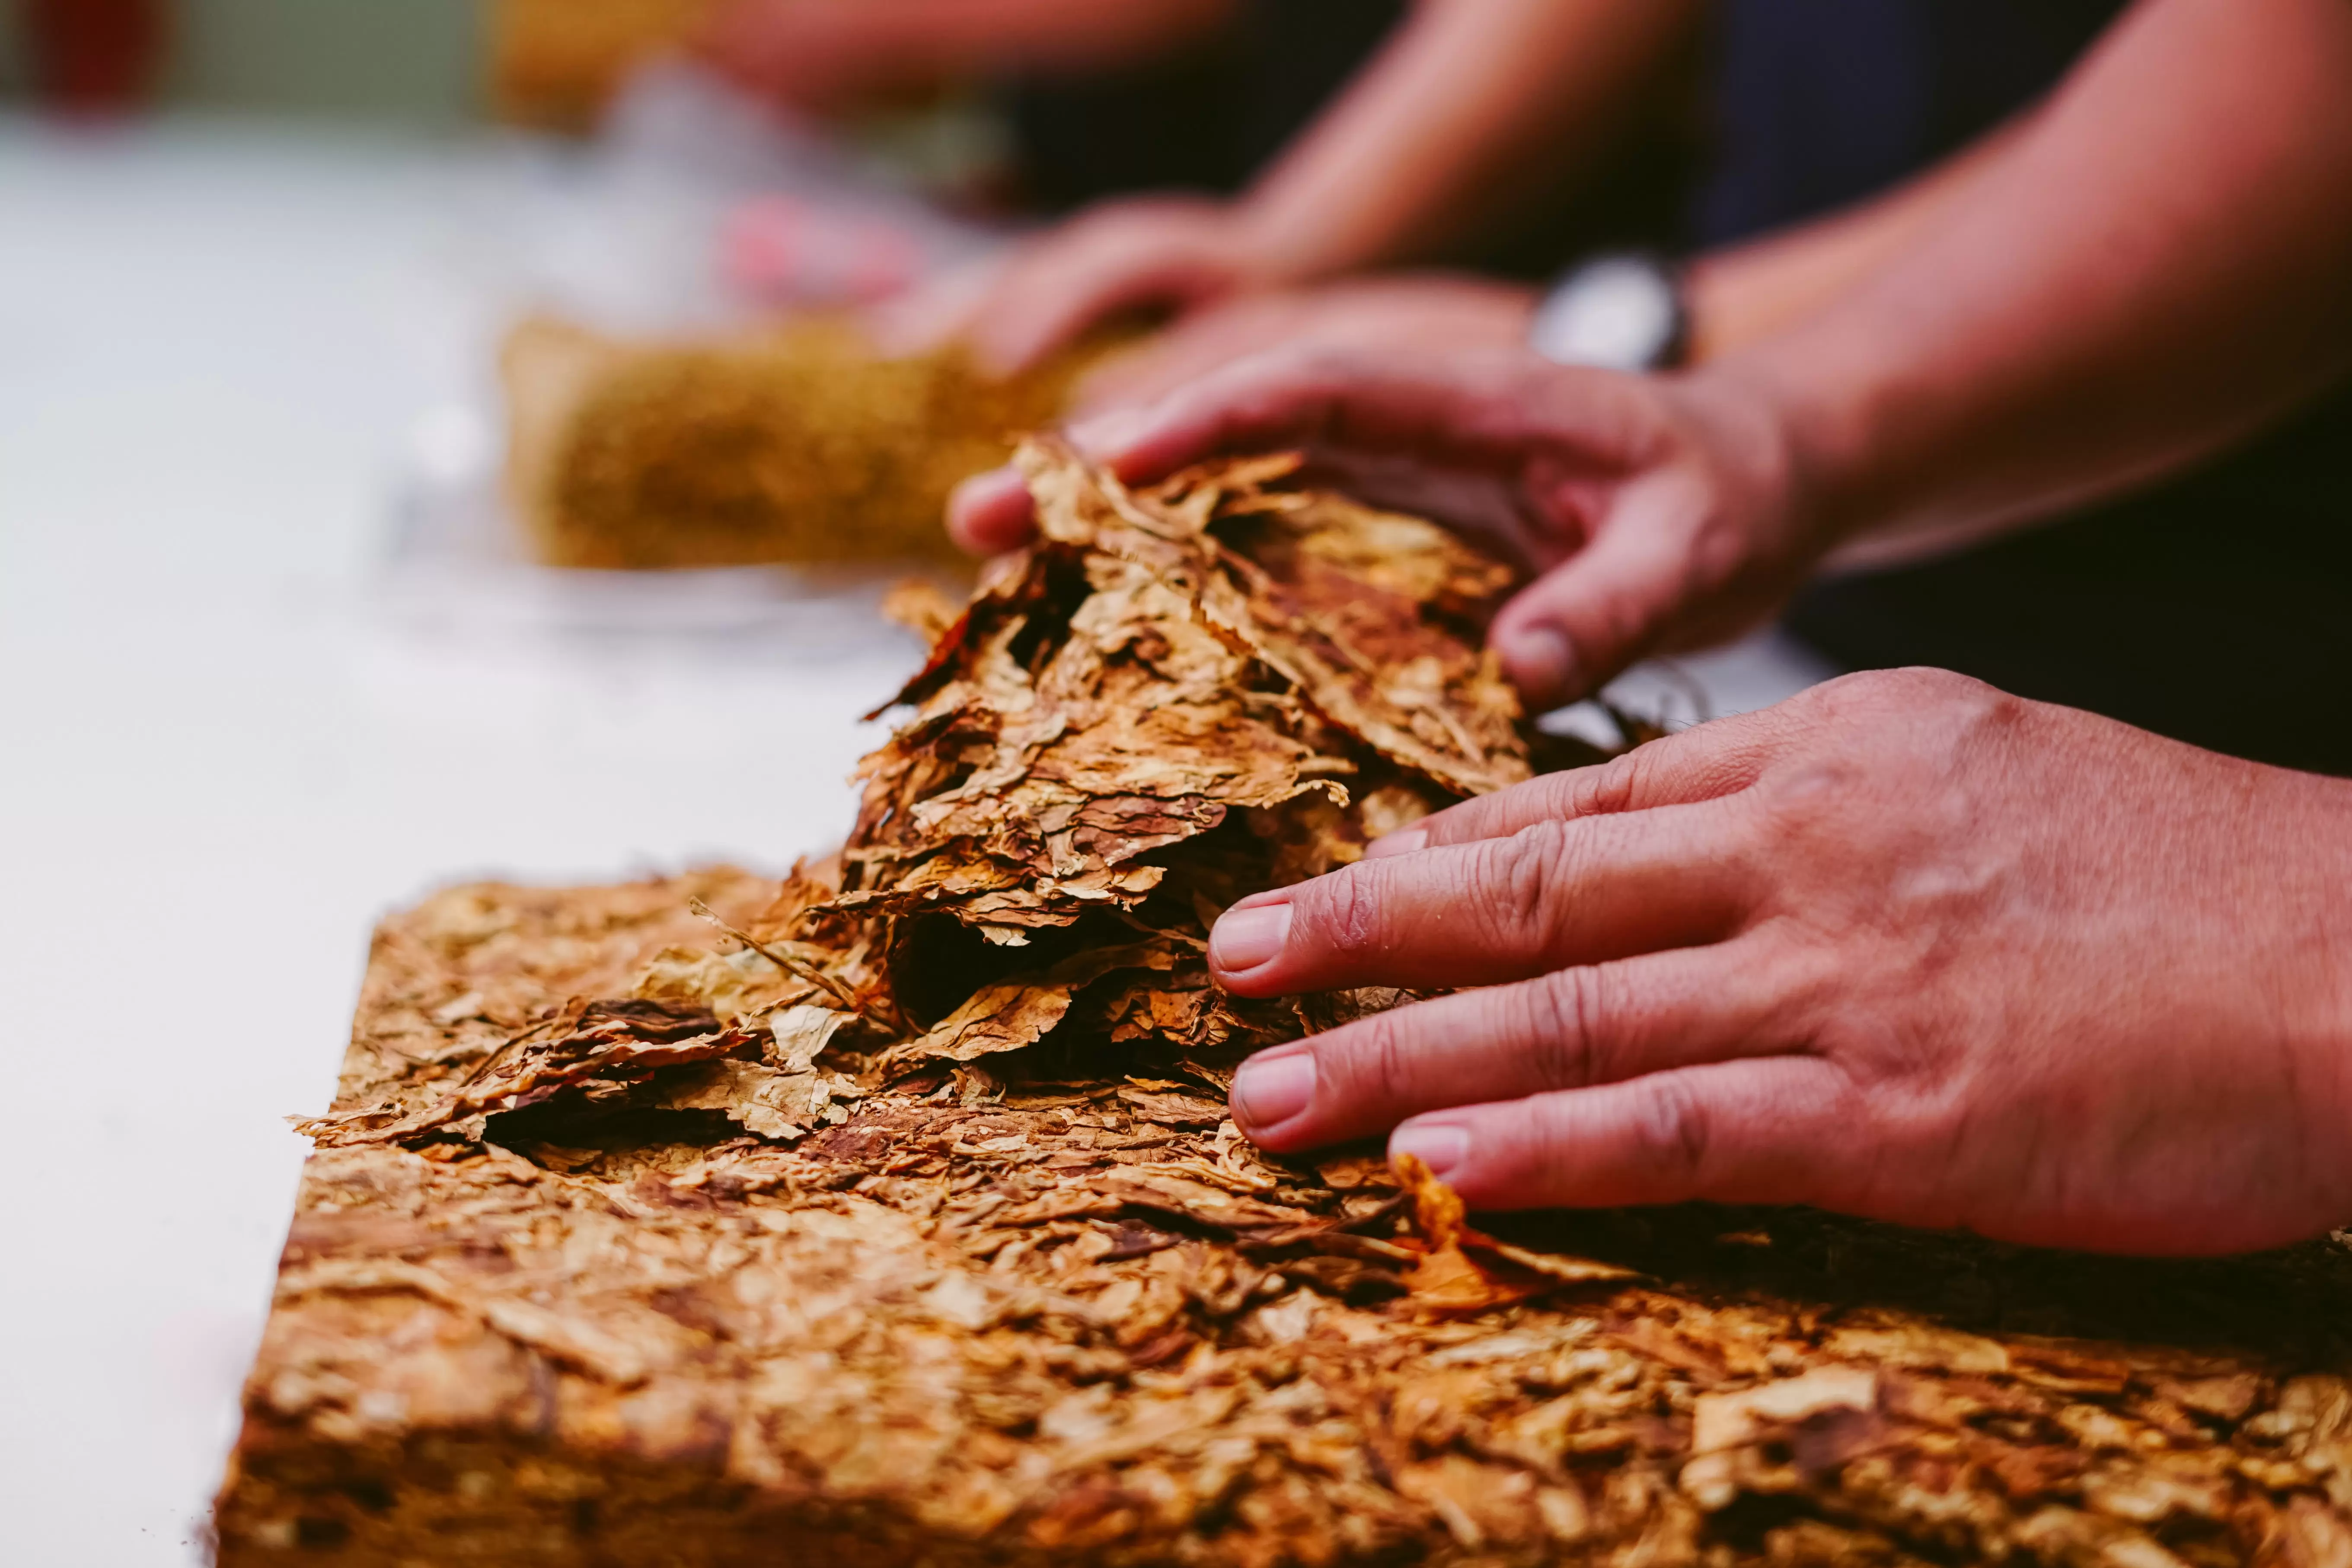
216 448 2352 1566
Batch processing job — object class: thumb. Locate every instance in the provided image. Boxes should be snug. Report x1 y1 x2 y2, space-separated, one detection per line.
1488 471 1708 705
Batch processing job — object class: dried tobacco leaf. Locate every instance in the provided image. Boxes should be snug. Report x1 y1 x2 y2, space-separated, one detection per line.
219 450 2352 1565
218 873 2352 1568
502 318 1107 570
813 440 1529 1073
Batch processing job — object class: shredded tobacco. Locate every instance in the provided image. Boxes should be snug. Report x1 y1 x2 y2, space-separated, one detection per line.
218 451 2352 1566
501 319 1102 570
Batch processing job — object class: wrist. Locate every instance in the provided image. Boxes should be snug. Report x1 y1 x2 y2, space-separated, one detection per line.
1695 307 1993 560
2279 774 2352 1158
1669 360 1848 573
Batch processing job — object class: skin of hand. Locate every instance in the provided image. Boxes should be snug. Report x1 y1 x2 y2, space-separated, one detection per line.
1209 669 2352 1257
874 197 1279 377
1069 274 1536 414
952 345 1816 710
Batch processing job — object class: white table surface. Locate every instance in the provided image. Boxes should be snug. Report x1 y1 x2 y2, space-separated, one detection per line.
0 113 1830 1566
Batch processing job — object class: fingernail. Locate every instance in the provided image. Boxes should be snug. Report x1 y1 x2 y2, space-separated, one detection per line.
1391 1122 1471 1179
948 466 1015 512
1363 826 1427 860
1231 1051 1315 1131
1067 407 1149 457
1210 900 1291 973
1496 625 1577 701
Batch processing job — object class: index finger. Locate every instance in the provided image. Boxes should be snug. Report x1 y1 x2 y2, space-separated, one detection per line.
1366 706 1790 859
1089 344 1633 490
948 344 1627 557
948 465 1037 554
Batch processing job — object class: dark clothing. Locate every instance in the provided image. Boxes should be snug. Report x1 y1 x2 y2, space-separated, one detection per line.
1005 0 1408 214
1793 396 2352 778
1698 0 2352 773
1694 0 2123 245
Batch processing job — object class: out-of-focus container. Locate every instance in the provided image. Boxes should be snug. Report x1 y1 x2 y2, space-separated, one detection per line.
19 0 168 116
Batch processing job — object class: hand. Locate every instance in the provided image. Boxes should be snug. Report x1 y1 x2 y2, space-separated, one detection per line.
1206 669 2352 1257
874 197 1273 376
951 346 1818 708
1069 274 1536 415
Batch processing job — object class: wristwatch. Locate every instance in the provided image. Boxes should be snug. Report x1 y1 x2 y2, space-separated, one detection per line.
1527 251 1688 372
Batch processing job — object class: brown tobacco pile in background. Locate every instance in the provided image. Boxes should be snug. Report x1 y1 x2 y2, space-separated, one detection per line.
501 320 1107 570
218 449 2352 1566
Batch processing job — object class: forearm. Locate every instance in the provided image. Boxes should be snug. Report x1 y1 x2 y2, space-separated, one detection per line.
1683 113 2035 365
1235 0 1699 282
1706 0 2352 551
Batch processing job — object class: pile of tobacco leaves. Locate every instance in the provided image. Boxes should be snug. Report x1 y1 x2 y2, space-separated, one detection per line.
253 446 2352 1568
317 437 1584 1152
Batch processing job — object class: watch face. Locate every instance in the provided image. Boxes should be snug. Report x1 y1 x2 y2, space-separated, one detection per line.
1529 255 1680 371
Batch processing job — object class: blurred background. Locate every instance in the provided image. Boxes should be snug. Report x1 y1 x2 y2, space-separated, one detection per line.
0 0 477 124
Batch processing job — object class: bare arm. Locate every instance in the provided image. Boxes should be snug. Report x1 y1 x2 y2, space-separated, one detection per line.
1233 0 1701 279
1059 100 2041 413
897 0 1698 370
1718 0 2352 550
1682 112 2037 364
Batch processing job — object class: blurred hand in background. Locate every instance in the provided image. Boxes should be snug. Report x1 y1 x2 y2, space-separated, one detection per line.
882 0 1692 373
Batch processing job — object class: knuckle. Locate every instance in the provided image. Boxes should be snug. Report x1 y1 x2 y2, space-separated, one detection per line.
1473 825 1572 947
1567 750 1645 818
1347 1010 1419 1106
1524 968 1608 1090
1628 1075 1712 1193
1304 864 1385 957
1810 666 1995 725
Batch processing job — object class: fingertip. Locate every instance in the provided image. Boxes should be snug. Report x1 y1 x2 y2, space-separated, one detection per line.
1388 1120 1471 1183
1207 895 1292 990
946 466 1036 554
1229 1047 1317 1145
1492 621 1580 708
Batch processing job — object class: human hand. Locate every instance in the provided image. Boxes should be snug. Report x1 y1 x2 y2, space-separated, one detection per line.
1206 669 2352 1257
1069 274 1535 414
873 197 1274 376
950 346 1816 708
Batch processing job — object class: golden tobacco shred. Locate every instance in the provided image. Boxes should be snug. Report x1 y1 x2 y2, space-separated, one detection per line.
501 319 1105 570
219 450 2352 1565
